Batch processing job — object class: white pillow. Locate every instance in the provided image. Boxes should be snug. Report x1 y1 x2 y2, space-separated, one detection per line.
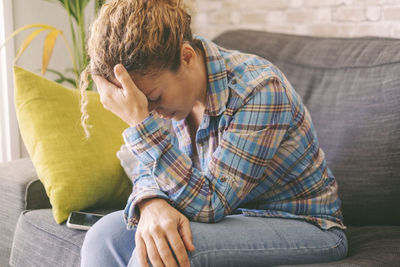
116 143 138 178
116 118 174 177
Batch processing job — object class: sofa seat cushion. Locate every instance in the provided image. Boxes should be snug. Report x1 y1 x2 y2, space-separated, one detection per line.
279 226 400 266
343 226 400 266
10 209 116 267
10 210 400 267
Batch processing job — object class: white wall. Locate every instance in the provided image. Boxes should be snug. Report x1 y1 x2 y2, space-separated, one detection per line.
1 0 19 162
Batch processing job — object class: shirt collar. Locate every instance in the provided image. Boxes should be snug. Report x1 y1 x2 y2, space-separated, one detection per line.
195 35 229 117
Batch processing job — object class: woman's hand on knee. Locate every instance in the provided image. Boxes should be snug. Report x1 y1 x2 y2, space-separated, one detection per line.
136 198 195 267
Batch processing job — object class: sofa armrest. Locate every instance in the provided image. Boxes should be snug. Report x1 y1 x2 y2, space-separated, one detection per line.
0 157 50 266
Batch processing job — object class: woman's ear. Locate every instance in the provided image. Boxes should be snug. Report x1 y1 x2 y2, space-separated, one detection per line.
181 43 196 67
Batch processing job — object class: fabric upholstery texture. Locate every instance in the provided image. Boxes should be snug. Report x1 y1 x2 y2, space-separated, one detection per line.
13 66 132 224
213 30 400 227
25 179 51 210
0 158 38 267
10 209 114 267
278 226 400 267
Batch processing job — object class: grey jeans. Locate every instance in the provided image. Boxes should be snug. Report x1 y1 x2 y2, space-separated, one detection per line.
81 210 347 267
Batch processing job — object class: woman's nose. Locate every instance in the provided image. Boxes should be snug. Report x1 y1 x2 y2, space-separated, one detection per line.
148 104 164 115
154 107 164 114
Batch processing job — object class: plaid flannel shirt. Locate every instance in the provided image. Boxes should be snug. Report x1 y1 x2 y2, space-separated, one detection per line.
122 36 345 231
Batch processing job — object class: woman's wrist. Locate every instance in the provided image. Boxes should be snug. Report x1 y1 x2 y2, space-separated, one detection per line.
138 198 167 213
128 110 150 127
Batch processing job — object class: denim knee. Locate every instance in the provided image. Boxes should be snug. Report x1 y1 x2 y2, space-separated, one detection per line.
80 222 104 267
80 211 136 267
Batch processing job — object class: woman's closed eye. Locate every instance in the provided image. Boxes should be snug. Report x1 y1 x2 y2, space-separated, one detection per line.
148 96 161 103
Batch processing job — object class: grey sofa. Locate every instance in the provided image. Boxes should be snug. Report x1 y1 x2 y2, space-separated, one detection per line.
1 29 399 267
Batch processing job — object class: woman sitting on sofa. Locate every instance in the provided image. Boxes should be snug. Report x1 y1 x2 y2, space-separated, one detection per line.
79 0 347 266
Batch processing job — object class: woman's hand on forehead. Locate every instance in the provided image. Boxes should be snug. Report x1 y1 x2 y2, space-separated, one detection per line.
92 64 150 127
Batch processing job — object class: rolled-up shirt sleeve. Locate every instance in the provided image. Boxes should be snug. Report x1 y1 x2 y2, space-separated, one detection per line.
123 159 172 229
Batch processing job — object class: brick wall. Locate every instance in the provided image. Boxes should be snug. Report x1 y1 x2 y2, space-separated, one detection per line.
190 0 400 39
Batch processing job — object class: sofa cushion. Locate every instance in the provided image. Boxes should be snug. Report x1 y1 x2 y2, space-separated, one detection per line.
9 209 115 267
25 179 51 210
10 209 400 267
279 226 400 267
213 30 400 227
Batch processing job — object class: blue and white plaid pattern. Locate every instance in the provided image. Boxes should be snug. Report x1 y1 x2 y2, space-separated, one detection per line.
122 36 345 231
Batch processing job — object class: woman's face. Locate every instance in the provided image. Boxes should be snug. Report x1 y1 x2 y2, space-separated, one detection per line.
133 68 205 121
110 44 207 121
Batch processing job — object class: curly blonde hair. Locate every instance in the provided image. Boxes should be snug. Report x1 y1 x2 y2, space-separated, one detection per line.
79 0 200 139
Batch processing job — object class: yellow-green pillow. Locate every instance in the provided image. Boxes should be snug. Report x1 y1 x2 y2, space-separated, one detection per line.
13 66 132 224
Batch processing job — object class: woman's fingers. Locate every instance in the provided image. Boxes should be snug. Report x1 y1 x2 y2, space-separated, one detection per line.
142 234 165 267
113 64 141 97
152 230 179 267
91 75 119 107
136 236 150 267
166 228 191 267
178 218 196 252
92 75 114 95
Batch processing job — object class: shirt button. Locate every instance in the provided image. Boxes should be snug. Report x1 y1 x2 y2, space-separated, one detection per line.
231 79 237 85
220 177 227 182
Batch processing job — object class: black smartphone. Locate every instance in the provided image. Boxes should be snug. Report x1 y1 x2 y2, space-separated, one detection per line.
66 211 104 231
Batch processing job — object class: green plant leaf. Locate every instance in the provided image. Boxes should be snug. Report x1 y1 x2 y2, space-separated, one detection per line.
46 67 77 88
95 0 105 15
62 78 77 88
45 68 64 77
65 67 76 73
